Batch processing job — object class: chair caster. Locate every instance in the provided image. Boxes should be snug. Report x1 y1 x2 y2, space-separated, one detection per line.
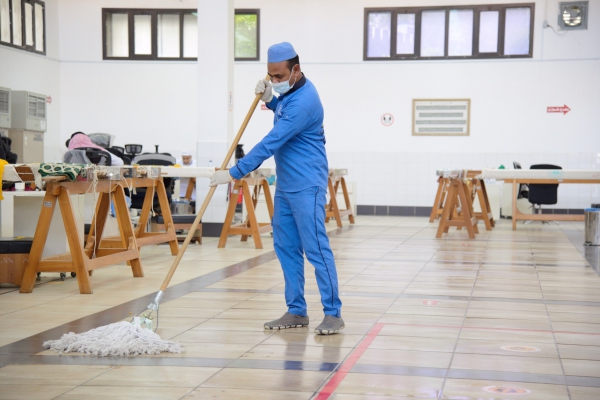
71 272 76 277
60 273 66 281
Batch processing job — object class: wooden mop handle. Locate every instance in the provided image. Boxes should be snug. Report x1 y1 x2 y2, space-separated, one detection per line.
159 74 271 292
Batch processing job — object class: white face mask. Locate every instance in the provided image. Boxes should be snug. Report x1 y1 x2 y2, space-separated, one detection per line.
272 68 297 94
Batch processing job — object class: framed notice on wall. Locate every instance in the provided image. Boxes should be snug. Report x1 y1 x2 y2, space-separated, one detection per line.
412 99 470 136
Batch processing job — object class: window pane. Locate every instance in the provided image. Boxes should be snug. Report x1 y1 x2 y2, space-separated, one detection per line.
504 7 531 55
157 14 180 58
106 13 128 57
183 13 197 58
34 2 43 51
367 11 391 58
448 9 473 56
12 0 21 45
396 13 415 55
421 10 445 57
134 14 152 55
1 0 10 43
234 13 257 59
24 2 33 46
479 11 499 52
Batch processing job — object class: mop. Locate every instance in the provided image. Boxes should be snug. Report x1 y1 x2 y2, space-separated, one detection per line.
44 77 270 356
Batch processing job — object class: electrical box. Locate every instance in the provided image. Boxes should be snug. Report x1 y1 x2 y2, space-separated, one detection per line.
7 130 44 163
0 87 11 129
11 91 47 132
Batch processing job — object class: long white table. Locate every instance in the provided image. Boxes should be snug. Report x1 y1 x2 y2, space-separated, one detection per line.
478 169 600 230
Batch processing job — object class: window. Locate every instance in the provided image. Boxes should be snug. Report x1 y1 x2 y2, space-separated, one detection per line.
234 9 259 61
0 0 45 55
102 9 198 60
364 3 534 60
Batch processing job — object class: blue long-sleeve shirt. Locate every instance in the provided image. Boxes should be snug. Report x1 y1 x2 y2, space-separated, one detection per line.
229 75 328 192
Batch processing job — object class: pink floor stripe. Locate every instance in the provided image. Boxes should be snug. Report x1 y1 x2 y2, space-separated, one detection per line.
315 323 385 400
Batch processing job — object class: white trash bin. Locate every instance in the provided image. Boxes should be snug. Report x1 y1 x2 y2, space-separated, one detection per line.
584 207 600 246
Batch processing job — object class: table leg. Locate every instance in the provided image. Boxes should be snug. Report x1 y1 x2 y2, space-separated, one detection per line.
156 179 178 256
512 179 517 230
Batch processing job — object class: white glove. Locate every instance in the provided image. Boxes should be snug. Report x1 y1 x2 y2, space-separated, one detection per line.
255 79 273 103
209 170 233 187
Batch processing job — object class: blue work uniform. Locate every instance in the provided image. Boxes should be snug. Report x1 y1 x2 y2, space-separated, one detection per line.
229 75 342 318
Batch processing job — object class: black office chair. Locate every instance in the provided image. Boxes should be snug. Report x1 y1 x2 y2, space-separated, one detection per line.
74 147 112 166
129 153 176 213
106 146 131 165
513 162 529 200
527 164 562 224
124 144 143 160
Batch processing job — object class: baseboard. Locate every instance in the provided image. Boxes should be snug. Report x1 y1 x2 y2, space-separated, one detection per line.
357 205 433 217
201 222 224 237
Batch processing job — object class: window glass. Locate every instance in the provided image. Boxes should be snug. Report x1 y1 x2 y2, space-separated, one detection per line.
24 1 33 46
34 2 43 51
504 7 531 55
396 13 415 55
367 12 391 58
157 13 180 58
106 12 128 57
12 0 21 45
234 13 258 59
448 9 473 56
134 14 152 55
479 11 499 52
182 13 197 58
1 0 10 43
421 10 445 57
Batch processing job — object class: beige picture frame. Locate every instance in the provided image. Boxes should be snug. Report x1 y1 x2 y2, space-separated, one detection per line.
412 99 471 136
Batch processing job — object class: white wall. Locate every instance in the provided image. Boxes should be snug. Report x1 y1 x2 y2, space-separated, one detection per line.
2 0 599 209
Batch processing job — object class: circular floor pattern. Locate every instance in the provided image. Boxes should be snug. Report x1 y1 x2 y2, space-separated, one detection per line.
483 386 532 395
501 345 541 352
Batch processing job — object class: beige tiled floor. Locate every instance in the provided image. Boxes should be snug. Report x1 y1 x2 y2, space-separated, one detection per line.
1 216 599 399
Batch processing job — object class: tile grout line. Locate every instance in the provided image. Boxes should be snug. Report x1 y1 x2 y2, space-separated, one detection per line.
311 220 445 399
528 225 572 400
437 228 489 400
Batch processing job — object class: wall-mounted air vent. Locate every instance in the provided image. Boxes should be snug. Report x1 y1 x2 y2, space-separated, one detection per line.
0 87 11 129
11 91 47 132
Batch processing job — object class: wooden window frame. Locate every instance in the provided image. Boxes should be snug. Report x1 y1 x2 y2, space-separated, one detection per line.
102 8 197 61
364 3 534 61
234 9 260 61
0 0 46 55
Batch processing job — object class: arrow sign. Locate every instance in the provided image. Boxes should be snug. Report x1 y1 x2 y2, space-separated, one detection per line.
547 104 570 114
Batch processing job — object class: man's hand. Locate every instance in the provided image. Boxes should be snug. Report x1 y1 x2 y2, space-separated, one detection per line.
209 170 233 187
255 79 273 103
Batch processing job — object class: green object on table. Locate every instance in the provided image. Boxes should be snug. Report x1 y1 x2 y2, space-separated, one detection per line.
498 165 505 169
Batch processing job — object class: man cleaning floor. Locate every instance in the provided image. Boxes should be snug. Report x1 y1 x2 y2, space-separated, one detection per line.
210 42 343 335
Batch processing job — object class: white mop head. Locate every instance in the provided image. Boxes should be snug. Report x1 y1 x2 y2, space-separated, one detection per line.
43 321 185 357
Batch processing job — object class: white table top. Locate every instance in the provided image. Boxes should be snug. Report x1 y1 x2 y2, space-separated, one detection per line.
479 169 600 181
160 166 215 178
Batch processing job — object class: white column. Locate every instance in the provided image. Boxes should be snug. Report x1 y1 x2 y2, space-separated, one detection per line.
196 0 234 223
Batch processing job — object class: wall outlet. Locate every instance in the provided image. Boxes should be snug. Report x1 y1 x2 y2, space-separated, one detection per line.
543 20 549 28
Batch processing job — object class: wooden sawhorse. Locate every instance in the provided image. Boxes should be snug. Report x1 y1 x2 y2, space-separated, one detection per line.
100 176 179 255
325 168 355 228
20 179 143 294
436 177 479 239
468 174 495 231
430 176 450 222
218 175 274 249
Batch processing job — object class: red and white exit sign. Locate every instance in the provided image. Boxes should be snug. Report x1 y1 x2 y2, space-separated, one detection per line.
547 104 570 114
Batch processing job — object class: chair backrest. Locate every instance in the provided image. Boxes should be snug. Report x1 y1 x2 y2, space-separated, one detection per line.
63 149 92 165
528 164 562 205
124 144 143 156
132 153 176 166
513 162 529 199
106 147 131 165
74 147 112 166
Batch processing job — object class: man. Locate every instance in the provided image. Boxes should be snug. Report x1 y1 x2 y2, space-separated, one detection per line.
176 151 196 203
210 42 343 335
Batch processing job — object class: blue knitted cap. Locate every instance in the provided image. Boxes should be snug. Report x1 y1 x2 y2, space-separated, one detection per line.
267 42 297 63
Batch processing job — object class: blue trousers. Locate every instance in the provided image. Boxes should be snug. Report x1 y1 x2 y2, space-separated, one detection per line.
272 186 342 317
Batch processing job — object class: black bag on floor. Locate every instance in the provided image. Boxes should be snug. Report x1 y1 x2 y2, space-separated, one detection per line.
0 136 17 164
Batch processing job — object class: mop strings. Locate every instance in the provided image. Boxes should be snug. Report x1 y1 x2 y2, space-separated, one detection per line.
43 321 185 357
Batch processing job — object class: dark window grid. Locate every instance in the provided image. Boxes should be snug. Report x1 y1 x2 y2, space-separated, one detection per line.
364 3 534 61
102 8 196 61
0 0 46 55
234 8 260 61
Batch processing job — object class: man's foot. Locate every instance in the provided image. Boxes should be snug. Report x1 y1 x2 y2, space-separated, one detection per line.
264 312 309 330
314 316 345 335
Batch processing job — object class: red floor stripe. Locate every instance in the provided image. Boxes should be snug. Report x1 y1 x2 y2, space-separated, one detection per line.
385 323 600 336
315 323 384 400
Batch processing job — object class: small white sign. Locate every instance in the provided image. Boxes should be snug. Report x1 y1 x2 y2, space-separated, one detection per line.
381 113 394 126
